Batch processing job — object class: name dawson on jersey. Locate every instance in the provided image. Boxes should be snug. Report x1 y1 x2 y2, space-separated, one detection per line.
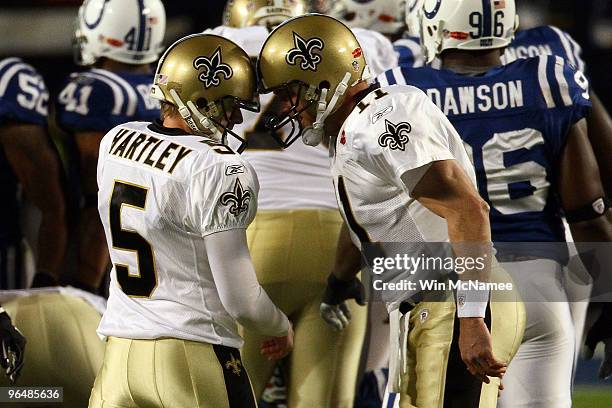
425 80 524 116
108 128 193 174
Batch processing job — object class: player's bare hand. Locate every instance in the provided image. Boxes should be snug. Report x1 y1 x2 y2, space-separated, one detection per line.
260 322 294 360
459 317 506 383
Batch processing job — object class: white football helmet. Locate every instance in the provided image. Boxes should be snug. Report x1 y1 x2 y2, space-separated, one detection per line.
73 0 166 66
421 0 518 63
405 0 425 37
314 0 407 36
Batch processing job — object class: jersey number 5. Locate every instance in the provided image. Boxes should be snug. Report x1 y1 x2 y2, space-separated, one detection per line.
110 181 157 297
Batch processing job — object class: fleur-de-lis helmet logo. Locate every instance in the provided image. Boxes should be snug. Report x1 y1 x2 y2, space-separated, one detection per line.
285 32 325 71
193 46 233 89
378 119 411 151
220 179 252 216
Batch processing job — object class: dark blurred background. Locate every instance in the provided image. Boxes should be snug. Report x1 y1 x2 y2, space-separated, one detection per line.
1 0 611 110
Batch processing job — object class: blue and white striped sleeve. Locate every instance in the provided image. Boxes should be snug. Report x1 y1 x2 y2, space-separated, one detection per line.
549 26 586 73
0 58 48 126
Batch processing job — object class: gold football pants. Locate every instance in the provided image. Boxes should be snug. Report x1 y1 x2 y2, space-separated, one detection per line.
394 261 526 408
89 337 256 408
243 209 367 408
0 293 105 407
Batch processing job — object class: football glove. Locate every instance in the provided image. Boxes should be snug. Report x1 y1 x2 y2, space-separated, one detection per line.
0 308 26 384
583 302 612 380
320 274 365 331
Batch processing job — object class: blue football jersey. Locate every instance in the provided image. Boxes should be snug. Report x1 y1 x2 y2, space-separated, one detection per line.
503 26 586 72
377 56 591 249
394 36 424 68
0 57 48 127
0 57 49 247
56 68 159 133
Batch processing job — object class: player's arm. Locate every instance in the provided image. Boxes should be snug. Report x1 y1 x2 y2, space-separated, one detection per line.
205 229 293 359
192 160 292 359
587 92 612 197
410 160 504 383
73 130 109 292
320 222 365 331
0 123 66 286
559 118 612 242
0 304 25 384
558 118 612 380
56 75 122 292
333 222 362 280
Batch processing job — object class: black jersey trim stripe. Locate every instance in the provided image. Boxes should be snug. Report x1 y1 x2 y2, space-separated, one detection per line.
212 344 256 408
337 176 371 243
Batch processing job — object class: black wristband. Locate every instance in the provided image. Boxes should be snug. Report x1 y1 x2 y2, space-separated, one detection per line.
327 273 356 291
566 197 610 223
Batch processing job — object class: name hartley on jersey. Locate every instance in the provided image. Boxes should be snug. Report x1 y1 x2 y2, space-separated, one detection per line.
107 126 193 174
425 79 524 116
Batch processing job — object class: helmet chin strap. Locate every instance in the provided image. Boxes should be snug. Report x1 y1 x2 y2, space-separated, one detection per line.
302 72 352 147
169 89 223 140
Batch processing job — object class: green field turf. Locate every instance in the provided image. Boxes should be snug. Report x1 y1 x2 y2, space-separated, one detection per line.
573 386 612 408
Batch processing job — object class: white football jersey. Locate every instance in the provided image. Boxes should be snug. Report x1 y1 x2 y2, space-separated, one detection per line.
96 121 258 348
332 84 477 247
206 25 398 210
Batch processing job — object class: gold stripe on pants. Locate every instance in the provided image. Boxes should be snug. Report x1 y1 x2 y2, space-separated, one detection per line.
398 260 526 408
243 209 367 408
89 337 256 408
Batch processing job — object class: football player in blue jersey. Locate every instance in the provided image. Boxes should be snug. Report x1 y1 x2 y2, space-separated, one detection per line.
56 0 166 293
397 0 612 197
0 58 67 289
378 0 612 406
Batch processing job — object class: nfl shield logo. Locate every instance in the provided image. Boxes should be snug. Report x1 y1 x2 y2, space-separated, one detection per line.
420 309 429 323
458 295 466 307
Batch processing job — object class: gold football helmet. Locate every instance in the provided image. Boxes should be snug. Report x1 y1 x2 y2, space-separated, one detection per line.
150 34 259 152
257 14 370 147
223 0 309 29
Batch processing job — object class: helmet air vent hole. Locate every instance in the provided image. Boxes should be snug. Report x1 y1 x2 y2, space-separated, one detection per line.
196 98 207 109
427 26 434 36
319 80 331 90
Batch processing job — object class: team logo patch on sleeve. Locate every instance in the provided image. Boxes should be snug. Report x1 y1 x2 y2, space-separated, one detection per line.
193 47 233 89
220 179 252 216
378 119 411 151
286 32 324 72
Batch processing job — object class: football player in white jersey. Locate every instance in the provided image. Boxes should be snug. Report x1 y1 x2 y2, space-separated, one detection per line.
258 14 524 407
0 289 105 406
56 0 166 293
206 2 397 406
89 34 293 408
